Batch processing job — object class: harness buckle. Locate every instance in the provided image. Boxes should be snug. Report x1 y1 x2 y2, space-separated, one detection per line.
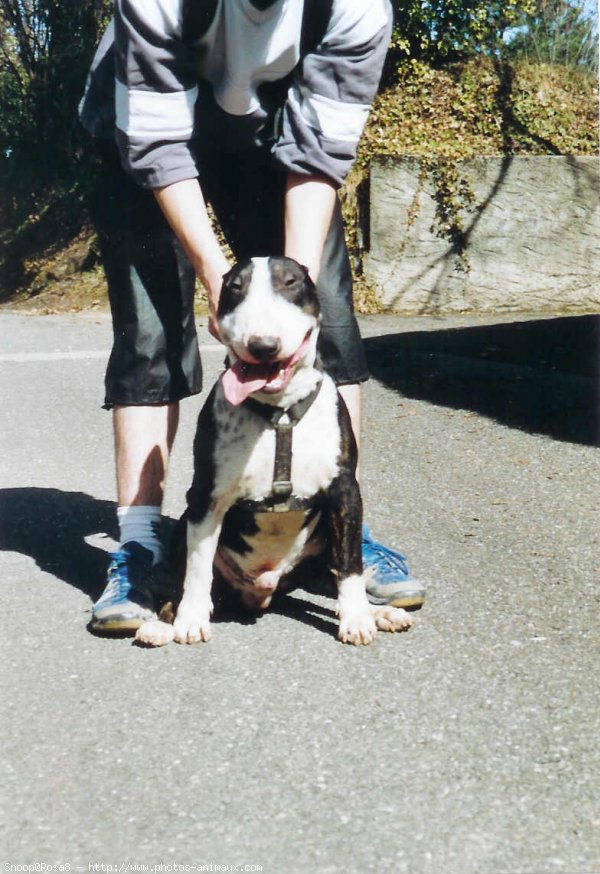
272 480 293 497
272 479 293 512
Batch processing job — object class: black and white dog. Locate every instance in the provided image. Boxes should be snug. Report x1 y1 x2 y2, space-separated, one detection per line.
136 256 414 647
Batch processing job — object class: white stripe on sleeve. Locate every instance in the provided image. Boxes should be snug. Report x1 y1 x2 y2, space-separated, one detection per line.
115 80 198 139
289 84 370 143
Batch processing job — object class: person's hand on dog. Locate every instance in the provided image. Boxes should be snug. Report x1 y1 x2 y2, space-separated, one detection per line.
203 265 228 343
207 304 222 342
152 180 230 343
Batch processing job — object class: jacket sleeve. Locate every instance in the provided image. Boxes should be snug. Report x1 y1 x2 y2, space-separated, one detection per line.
113 0 198 189
273 0 392 188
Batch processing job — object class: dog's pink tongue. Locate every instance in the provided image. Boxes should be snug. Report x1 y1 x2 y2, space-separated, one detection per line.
221 333 312 406
221 361 270 406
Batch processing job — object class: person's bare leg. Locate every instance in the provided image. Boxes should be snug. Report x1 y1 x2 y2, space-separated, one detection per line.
90 403 180 631
341 384 426 607
113 403 179 507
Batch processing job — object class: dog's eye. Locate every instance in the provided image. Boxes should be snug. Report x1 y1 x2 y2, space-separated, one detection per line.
284 275 297 287
229 279 243 292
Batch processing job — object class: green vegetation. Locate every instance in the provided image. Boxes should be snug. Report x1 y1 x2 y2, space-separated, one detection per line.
343 55 598 310
385 0 597 71
0 0 598 312
362 60 598 162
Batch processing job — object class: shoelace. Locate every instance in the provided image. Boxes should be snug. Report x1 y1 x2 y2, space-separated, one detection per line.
362 536 410 575
104 552 135 598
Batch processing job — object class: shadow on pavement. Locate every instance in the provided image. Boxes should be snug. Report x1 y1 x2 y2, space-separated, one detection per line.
364 314 600 447
0 487 340 638
0 488 117 599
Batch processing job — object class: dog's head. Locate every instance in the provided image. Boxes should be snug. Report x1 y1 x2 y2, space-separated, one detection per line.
217 256 321 406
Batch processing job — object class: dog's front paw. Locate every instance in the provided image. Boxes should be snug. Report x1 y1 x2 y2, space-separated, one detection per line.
372 605 415 633
135 619 175 647
338 610 378 646
337 573 378 646
173 614 212 644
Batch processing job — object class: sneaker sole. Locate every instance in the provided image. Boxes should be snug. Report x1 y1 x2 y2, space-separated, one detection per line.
88 615 155 635
367 593 426 609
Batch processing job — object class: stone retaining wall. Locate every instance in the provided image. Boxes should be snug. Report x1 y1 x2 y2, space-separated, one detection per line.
364 156 600 314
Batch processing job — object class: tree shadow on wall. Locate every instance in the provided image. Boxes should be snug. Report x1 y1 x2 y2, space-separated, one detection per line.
382 152 598 315
364 314 600 447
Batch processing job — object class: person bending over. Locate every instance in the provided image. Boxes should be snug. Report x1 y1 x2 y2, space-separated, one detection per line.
79 0 426 633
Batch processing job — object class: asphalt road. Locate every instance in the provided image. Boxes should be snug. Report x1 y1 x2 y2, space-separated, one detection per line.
1 309 599 874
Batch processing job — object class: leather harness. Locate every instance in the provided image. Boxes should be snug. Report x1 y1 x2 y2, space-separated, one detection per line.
236 377 325 514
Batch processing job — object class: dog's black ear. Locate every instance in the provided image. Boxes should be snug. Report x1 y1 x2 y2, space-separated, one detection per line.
218 259 253 318
221 261 246 288
280 257 311 279
298 263 316 290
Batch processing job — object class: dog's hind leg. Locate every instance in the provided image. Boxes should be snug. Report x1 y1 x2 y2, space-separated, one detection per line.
135 618 176 647
135 523 184 648
371 605 415 633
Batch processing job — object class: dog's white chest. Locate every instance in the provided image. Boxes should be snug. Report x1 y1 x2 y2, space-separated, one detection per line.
213 377 341 504
287 379 342 497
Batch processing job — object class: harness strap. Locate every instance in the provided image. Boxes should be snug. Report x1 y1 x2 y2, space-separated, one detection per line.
300 0 334 56
241 377 324 512
243 372 323 428
272 417 293 500
182 0 219 43
183 0 333 51
235 493 323 514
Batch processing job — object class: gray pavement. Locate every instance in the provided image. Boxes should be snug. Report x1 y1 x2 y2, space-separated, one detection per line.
1 309 599 874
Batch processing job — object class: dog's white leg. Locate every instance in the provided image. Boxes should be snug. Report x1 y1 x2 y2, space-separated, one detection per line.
337 573 378 645
173 519 219 644
371 605 415 633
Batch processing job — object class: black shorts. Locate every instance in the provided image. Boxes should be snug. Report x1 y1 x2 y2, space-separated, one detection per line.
90 141 369 408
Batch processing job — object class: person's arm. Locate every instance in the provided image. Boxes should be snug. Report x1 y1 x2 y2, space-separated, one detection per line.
153 180 230 323
284 172 337 281
114 0 200 189
114 1 229 329
273 1 392 189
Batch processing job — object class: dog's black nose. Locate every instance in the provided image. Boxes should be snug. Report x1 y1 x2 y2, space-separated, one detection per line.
247 335 281 361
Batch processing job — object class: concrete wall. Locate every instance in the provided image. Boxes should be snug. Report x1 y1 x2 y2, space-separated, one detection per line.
364 156 600 314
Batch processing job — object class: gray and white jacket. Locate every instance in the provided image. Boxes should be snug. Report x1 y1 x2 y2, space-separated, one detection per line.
79 0 392 189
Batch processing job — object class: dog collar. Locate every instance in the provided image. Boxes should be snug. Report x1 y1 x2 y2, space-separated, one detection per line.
242 373 323 428
240 376 324 513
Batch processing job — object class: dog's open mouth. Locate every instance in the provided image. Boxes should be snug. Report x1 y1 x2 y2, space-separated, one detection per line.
222 332 313 406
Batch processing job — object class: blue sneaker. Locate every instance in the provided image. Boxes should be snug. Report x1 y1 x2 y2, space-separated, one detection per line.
362 525 426 609
90 542 157 634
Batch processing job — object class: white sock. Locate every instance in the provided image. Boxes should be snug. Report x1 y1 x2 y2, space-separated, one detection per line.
117 505 163 566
